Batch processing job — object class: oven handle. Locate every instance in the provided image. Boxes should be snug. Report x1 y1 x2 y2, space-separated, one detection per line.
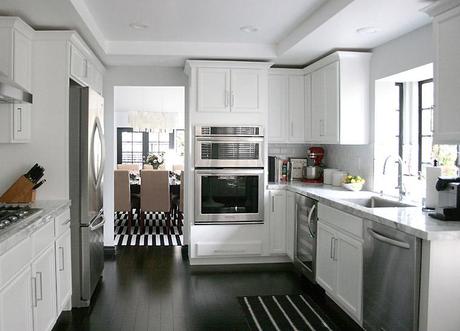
195 136 264 143
195 168 264 175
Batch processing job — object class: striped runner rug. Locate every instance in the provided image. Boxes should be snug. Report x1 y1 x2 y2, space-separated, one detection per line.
239 294 340 331
114 211 183 247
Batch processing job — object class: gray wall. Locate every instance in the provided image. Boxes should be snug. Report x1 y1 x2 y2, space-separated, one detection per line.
103 66 187 246
323 24 434 190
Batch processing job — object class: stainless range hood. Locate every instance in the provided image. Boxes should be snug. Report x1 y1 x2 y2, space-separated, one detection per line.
0 73 33 104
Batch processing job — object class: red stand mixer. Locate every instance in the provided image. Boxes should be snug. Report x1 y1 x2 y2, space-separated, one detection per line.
303 147 325 183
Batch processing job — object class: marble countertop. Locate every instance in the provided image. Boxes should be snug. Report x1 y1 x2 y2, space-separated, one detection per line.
0 200 71 255
268 182 460 241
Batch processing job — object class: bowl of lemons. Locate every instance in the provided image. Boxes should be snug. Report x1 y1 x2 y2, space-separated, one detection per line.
342 175 365 191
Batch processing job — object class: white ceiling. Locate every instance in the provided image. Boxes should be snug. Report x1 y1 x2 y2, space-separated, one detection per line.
0 0 434 67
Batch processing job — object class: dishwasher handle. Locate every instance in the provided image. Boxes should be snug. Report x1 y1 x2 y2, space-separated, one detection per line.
368 228 410 249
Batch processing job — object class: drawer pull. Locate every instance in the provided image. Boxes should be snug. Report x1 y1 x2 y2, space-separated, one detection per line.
32 277 38 307
213 249 246 254
59 247 65 271
36 272 43 302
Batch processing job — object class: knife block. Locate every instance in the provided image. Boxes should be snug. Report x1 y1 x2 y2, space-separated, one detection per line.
0 176 36 203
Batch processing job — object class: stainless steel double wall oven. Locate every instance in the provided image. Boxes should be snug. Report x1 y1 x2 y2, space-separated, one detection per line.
194 126 264 224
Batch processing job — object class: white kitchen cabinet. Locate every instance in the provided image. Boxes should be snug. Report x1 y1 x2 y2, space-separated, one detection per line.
230 69 262 113
0 266 34 331
285 191 296 260
197 68 230 112
0 17 33 143
32 245 57 331
69 42 104 95
316 203 363 324
55 230 72 314
70 44 88 85
269 190 287 255
424 2 460 144
307 51 371 145
316 221 337 293
268 70 306 143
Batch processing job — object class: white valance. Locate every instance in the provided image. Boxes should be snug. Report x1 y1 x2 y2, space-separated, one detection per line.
128 111 184 130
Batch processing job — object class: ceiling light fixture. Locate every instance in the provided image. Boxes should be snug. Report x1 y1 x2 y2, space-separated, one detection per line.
129 22 149 30
356 26 381 34
240 25 259 33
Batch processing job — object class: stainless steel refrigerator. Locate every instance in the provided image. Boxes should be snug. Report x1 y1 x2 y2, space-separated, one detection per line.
69 82 105 307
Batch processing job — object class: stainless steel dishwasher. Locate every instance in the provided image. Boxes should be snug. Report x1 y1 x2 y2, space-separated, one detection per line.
363 221 421 331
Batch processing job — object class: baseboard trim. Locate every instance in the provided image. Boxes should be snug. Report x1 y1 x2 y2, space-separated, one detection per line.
103 246 116 257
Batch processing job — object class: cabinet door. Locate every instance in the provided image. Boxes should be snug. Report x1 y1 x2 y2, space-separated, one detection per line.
230 69 262 112
316 221 337 293
269 190 287 255
285 191 296 260
268 75 288 142
13 29 32 90
12 103 31 142
197 68 230 112
32 245 57 331
433 6 460 144
304 74 312 141
0 266 34 331
288 75 305 142
311 62 339 144
335 232 363 322
70 45 88 84
55 230 72 313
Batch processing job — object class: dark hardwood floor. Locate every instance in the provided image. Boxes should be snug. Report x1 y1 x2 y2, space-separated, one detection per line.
53 246 362 331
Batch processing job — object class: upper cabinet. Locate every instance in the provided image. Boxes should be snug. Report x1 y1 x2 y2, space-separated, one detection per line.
424 1 460 144
307 52 371 145
0 17 33 144
268 70 308 143
185 61 272 115
69 43 104 95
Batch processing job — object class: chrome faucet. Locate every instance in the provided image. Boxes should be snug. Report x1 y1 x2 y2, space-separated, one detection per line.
382 154 407 201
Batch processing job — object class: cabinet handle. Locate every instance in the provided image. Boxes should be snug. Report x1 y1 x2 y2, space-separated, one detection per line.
36 272 43 302
330 237 334 259
32 277 38 307
59 247 65 271
319 119 324 137
17 107 23 132
333 238 338 261
272 196 275 212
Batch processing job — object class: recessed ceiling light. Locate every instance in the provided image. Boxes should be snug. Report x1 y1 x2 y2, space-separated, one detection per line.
356 26 381 34
129 22 149 30
240 25 259 33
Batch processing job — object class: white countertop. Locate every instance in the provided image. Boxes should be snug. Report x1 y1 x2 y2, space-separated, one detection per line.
268 182 460 241
0 200 71 255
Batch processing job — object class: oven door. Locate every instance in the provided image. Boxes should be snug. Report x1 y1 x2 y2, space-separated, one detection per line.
195 137 264 168
195 168 264 224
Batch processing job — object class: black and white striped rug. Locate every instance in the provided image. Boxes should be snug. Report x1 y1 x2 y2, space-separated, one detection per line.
239 294 339 331
114 211 183 247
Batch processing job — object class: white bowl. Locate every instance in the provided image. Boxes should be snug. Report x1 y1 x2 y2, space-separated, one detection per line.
343 182 365 191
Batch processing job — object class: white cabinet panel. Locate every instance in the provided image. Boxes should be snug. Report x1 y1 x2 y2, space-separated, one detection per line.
336 232 362 321
316 221 337 293
285 191 296 260
304 74 312 142
287 75 305 142
12 103 31 142
230 69 261 112
55 230 72 313
13 29 32 90
70 45 88 85
0 266 33 331
432 5 460 144
197 68 230 112
269 190 287 255
32 245 57 331
268 75 288 142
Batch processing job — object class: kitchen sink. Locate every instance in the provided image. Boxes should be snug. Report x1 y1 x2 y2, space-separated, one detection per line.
342 196 416 208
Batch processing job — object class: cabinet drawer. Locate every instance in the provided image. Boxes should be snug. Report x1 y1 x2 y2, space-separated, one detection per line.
54 208 71 238
196 241 262 257
0 239 33 290
318 204 363 238
32 220 55 257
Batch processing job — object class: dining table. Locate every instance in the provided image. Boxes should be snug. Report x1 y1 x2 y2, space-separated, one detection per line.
129 172 181 210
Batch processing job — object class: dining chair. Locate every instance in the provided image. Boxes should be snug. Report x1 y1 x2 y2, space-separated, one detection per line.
171 171 184 227
117 163 141 174
140 169 172 234
114 170 133 233
143 164 153 170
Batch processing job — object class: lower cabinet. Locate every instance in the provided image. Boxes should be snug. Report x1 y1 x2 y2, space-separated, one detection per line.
285 191 296 260
0 266 34 331
316 220 363 324
32 245 57 331
268 190 287 255
55 230 72 313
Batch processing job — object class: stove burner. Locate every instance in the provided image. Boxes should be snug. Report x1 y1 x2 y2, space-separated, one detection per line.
0 205 41 231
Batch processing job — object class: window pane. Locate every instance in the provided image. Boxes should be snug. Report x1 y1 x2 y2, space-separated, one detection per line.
421 81 434 109
421 137 433 164
421 108 434 136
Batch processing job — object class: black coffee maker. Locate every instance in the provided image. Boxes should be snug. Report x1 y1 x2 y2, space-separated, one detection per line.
429 177 460 221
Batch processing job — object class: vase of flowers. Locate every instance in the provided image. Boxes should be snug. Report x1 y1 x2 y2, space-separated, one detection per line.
145 152 165 169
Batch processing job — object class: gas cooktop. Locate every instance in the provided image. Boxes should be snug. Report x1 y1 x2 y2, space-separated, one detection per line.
0 205 42 231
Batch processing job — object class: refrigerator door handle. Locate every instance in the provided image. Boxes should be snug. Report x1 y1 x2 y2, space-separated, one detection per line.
89 213 105 231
